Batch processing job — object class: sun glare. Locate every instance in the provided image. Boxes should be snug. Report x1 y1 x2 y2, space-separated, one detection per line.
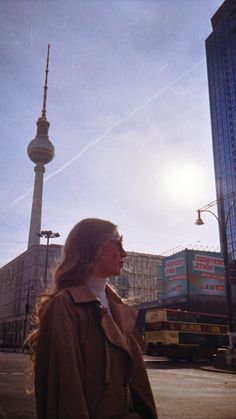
164 164 203 206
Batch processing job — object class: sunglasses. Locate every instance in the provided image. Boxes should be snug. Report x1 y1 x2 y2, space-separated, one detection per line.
110 236 124 252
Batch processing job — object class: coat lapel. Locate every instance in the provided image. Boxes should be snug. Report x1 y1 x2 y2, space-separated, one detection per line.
100 310 131 354
66 284 138 355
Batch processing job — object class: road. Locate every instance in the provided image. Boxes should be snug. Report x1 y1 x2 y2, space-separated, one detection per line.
145 357 236 419
0 352 35 419
0 353 236 419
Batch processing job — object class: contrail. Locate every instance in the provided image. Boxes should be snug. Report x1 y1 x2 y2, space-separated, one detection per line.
42 57 205 183
1 187 34 211
2 57 205 212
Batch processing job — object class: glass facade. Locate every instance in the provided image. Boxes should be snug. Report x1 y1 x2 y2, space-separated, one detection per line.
206 0 236 260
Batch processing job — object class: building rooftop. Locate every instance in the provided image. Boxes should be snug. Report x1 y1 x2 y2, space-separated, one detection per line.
211 0 236 30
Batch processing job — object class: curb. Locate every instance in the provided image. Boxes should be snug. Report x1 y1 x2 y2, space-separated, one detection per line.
200 366 236 374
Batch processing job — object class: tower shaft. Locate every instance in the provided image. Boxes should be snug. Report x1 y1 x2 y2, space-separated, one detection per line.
28 163 45 249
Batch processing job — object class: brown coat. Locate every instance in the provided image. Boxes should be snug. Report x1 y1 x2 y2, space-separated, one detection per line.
35 285 158 419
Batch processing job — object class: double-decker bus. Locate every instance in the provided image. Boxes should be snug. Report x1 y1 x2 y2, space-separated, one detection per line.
145 308 229 360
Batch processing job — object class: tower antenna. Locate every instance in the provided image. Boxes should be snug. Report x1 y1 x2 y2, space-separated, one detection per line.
42 44 50 119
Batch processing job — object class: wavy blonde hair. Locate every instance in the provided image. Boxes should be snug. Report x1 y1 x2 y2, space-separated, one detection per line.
27 218 117 358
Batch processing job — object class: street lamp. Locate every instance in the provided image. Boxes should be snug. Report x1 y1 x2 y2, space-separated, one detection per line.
38 230 60 288
195 183 236 350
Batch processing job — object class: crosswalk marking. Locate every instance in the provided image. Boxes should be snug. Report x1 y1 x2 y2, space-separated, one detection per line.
0 372 23 375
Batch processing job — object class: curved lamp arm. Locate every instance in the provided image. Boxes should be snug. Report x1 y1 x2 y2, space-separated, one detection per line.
195 208 221 226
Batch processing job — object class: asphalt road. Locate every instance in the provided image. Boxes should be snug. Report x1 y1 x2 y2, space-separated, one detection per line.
145 357 236 419
0 352 236 419
0 352 35 419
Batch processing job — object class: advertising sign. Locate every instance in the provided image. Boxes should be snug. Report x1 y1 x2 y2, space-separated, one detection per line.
187 250 225 297
162 251 187 299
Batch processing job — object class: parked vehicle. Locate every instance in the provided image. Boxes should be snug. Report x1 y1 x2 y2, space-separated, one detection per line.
145 308 229 360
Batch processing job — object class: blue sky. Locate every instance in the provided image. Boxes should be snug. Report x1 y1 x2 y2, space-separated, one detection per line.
0 0 223 266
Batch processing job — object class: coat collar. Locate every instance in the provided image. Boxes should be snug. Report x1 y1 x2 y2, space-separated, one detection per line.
66 284 98 303
66 284 137 332
66 283 122 304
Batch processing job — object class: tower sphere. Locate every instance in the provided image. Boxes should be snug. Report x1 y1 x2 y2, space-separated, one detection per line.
27 136 55 164
27 118 55 164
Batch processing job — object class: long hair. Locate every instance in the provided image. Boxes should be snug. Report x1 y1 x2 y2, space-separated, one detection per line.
27 218 117 358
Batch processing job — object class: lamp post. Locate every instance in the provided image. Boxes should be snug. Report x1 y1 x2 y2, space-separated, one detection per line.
38 230 60 288
195 184 236 350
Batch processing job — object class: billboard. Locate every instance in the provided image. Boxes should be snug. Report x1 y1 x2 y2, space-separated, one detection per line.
162 250 226 300
186 250 225 297
162 251 187 299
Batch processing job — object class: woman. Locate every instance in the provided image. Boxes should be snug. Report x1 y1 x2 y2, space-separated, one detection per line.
29 218 158 419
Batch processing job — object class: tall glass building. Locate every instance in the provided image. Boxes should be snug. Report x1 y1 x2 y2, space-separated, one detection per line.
206 0 236 261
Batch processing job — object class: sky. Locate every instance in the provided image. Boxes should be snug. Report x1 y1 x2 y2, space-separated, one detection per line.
0 0 224 266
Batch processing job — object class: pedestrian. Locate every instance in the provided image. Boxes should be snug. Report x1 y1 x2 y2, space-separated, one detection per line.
28 218 158 419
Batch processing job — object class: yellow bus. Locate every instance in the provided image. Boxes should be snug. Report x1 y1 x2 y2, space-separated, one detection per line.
145 308 229 361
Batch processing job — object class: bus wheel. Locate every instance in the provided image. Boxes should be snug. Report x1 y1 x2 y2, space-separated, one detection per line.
189 350 199 362
146 344 155 356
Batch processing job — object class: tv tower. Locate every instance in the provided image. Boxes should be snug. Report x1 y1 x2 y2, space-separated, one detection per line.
27 45 55 249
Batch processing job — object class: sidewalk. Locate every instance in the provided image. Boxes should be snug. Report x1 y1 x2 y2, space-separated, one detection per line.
143 354 236 374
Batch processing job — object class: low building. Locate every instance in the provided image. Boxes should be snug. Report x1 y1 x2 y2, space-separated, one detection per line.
0 244 62 350
0 246 163 350
109 251 163 302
